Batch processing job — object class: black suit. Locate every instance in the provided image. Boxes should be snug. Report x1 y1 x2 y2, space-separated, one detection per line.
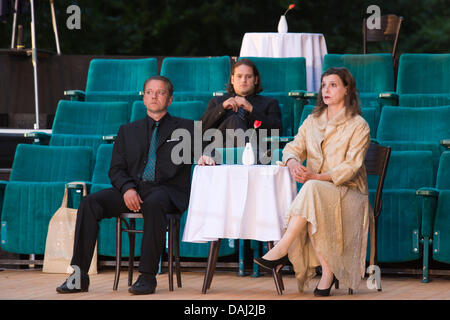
71 113 194 276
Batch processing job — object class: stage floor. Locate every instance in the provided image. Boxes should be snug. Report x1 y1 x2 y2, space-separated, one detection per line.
0 268 449 300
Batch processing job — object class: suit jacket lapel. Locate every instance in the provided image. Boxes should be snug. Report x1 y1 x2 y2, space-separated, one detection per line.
157 113 178 150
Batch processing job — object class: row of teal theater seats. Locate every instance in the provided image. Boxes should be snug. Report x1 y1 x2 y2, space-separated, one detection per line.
298 53 450 127
365 149 450 283
62 56 309 137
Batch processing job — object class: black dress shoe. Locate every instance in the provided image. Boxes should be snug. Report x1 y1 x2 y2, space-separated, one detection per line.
254 255 290 272
314 275 337 297
56 273 89 294
128 274 157 295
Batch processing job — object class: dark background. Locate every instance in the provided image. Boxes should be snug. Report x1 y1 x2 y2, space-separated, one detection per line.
1 0 449 56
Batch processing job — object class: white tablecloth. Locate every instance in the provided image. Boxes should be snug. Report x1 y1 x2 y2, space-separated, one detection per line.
182 165 297 243
239 32 328 92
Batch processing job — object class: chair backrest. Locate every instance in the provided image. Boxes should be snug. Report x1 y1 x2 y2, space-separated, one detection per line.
382 150 434 190
9 144 92 182
377 106 450 141
436 151 450 190
363 14 403 57
92 144 114 185
52 100 129 135
396 54 450 94
364 143 391 218
160 56 231 92
85 58 158 92
323 54 394 93
239 57 307 92
130 100 207 122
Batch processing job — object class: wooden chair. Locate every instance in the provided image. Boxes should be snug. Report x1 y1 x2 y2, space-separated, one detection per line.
271 142 391 295
363 14 403 61
113 212 182 291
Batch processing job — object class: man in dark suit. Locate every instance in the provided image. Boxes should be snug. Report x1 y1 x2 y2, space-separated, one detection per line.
200 58 282 149
56 76 194 295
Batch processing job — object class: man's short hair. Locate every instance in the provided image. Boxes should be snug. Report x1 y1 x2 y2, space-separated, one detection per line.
226 58 263 95
143 75 174 97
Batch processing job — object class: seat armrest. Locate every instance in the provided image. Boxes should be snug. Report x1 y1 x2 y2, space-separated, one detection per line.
378 92 398 106
213 91 226 97
24 131 51 145
66 182 91 192
440 139 450 148
103 135 117 143
416 187 439 197
64 90 86 101
416 187 439 238
288 90 307 98
263 136 294 143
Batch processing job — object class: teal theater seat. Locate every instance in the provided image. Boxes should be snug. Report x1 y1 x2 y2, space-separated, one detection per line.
372 150 434 264
376 106 450 182
130 100 207 122
0 144 92 254
65 58 158 120
27 100 129 172
239 57 307 136
380 54 450 107
160 56 231 106
416 151 450 282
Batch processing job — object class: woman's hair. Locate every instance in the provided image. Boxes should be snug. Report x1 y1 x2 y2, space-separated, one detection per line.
226 58 263 95
312 67 361 117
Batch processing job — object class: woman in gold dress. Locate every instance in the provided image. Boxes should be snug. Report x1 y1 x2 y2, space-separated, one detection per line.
255 67 373 297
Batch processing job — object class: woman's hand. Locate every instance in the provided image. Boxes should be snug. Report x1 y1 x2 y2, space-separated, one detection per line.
295 166 318 183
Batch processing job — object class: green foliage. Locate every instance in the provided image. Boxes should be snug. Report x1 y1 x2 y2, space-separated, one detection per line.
0 0 448 55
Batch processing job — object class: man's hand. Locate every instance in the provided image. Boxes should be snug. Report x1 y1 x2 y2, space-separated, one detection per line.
234 96 253 113
123 188 143 212
197 155 216 166
223 98 239 112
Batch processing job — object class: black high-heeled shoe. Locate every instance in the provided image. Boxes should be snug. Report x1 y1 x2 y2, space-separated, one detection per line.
314 275 337 297
254 255 290 272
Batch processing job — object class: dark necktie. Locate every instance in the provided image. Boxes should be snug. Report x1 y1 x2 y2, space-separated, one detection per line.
142 121 159 181
236 107 248 121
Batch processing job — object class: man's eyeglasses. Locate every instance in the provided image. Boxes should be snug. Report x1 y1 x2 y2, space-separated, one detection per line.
144 90 168 96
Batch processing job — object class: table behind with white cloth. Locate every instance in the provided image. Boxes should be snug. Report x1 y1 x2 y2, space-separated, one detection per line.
182 164 297 293
239 32 328 92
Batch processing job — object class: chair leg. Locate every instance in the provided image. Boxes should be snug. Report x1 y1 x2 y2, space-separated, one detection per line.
202 239 220 294
348 288 353 295
168 218 174 291
174 218 182 288
128 219 135 286
238 239 245 276
207 239 220 290
335 279 340 289
113 217 122 290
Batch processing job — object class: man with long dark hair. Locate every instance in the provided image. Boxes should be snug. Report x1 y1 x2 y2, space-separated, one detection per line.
200 58 282 148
